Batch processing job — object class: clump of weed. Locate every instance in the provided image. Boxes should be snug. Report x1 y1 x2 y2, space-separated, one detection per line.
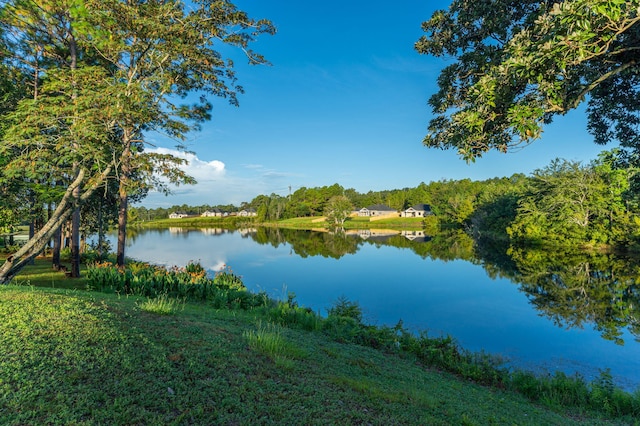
243 320 305 368
327 295 363 322
138 293 184 315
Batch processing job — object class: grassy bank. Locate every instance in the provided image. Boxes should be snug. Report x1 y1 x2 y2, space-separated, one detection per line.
7 256 89 289
134 215 429 230
0 285 632 425
131 215 252 228
1 259 638 424
275 216 428 230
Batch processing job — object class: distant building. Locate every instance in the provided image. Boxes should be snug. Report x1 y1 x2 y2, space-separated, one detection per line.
169 212 189 219
238 208 257 217
400 204 432 218
358 204 397 217
201 208 223 217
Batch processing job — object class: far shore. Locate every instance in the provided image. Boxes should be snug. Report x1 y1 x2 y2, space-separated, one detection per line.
132 214 432 231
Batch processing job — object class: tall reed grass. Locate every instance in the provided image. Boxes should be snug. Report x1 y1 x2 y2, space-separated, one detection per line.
87 261 266 309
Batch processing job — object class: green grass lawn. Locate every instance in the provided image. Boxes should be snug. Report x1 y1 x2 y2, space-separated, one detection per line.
134 214 428 231
274 215 427 230
6 257 89 289
0 266 635 424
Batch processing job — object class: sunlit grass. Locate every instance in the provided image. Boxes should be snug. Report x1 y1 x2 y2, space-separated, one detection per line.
138 293 184 315
4 257 88 289
275 215 426 230
243 320 306 368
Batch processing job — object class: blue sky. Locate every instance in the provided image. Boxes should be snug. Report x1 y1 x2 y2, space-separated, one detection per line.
142 0 610 207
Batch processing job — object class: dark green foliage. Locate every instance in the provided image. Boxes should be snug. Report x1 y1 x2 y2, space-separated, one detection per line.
266 293 321 331
588 369 640 417
281 184 347 218
506 157 636 247
416 0 640 160
508 369 640 418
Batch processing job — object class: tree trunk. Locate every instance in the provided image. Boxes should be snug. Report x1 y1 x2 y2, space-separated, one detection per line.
68 18 81 279
28 217 35 266
97 197 105 260
116 186 128 267
0 166 111 284
64 223 71 248
116 145 131 268
52 224 62 270
47 202 53 251
70 188 81 278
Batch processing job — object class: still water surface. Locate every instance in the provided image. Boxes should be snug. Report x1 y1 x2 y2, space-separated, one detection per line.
109 227 640 391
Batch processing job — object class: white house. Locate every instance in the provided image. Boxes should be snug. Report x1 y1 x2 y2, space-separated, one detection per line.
400 204 432 218
169 212 189 219
357 207 370 217
201 209 223 217
238 208 257 217
358 204 397 217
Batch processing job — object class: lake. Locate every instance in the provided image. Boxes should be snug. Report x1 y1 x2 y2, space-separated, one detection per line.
105 226 640 391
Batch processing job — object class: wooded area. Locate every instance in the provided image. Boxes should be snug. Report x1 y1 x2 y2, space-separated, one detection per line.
0 0 274 283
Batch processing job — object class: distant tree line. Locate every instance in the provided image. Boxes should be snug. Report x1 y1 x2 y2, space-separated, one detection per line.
131 204 242 222
132 149 640 251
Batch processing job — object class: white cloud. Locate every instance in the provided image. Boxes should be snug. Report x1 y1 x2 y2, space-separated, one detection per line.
151 147 226 182
139 147 292 207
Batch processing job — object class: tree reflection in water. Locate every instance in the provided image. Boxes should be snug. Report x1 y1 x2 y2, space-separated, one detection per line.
249 228 640 345
121 226 640 345
504 247 640 345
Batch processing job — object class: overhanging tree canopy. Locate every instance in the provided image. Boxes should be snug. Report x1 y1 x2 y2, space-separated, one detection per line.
416 0 640 161
0 0 274 282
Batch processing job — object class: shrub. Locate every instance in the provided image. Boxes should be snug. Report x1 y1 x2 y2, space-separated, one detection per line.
268 298 321 332
322 314 362 343
589 369 640 417
327 296 363 323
